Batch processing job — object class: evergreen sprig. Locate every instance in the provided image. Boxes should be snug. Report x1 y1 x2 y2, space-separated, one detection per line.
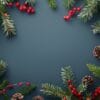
1 14 16 38
78 0 98 22
61 66 74 85
25 0 36 6
41 83 66 98
63 0 75 9
92 21 100 34
87 64 100 78
0 80 9 90
0 59 7 72
18 84 37 95
48 0 57 10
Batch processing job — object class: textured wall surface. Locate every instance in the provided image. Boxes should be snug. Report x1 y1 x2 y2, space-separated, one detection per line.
0 0 100 100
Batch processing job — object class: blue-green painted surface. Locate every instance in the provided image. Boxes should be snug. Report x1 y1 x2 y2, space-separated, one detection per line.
0 0 100 100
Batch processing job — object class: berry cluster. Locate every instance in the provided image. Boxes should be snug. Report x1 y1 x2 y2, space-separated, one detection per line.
92 87 100 100
67 80 83 100
0 81 31 95
7 1 35 14
64 7 81 21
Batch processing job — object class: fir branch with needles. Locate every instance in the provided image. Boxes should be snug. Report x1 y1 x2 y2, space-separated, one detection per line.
61 66 74 85
41 83 66 98
48 0 57 10
87 64 100 78
25 0 36 6
78 0 98 22
92 21 100 34
63 0 75 9
1 13 16 38
18 84 37 95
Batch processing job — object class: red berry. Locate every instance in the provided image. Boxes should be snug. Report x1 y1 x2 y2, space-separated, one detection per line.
94 92 98 96
64 15 70 21
28 6 33 10
15 2 20 8
6 84 14 89
31 8 35 14
78 93 82 97
2 89 7 94
7 2 13 7
18 82 23 86
69 84 73 89
67 80 72 84
77 7 81 12
73 7 77 11
24 2 29 7
22 5 27 11
27 9 31 14
26 82 31 86
68 10 74 17
19 5 24 12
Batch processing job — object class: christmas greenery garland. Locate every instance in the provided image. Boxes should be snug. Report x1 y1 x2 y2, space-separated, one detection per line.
0 0 36 38
0 0 100 100
41 65 100 100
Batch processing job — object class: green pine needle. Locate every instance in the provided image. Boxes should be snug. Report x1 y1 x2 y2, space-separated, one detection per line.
92 21 100 34
25 0 36 6
87 64 100 78
78 0 98 22
0 80 9 90
61 66 74 85
48 0 57 10
63 0 75 9
18 84 37 95
1 14 16 38
41 83 66 98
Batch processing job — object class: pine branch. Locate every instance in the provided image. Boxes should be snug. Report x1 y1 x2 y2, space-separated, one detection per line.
25 0 36 6
18 84 37 95
92 21 100 34
0 59 7 72
0 80 9 90
87 64 100 78
78 0 98 22
3 94 10 100
63 0 75 9
61 66 74 85
41 83 66 98
1 13 16 38
48 0 57 10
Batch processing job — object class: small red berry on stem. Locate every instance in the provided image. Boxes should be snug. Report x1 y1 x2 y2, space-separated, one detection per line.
19 5 24 12
64 15 70 21
7 2 13 7
73 7 77 12
77 7 81 12
26 82 31 86
15 2 20 8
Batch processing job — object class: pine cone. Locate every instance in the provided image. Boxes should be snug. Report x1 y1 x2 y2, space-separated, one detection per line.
82 75 94 86
33 95 44 100
62 96 67 100
86 96 91 100
93 46 100 59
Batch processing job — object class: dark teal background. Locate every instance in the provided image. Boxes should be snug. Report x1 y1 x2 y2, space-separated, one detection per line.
0 0 100 99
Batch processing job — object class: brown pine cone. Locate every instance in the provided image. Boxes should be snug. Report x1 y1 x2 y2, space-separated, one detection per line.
93 46 100 59
33 95 44 100
11 93 24 100
82 75 94 86
86 96 91 100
